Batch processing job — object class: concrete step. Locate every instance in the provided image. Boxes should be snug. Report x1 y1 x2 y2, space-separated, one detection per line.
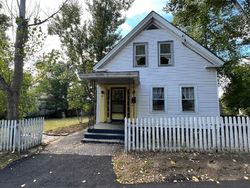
81 138 124 144
87 128 124 134
84 132 124 140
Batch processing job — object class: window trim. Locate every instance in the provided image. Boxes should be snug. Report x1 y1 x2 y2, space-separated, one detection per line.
158 41 174 66
150 86 167 113
133 42 148 67
179 85 197 113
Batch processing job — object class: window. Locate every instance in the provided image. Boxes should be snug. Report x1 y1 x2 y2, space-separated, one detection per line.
181 87 195 112
158 41 173 66
134 43 147 66
152 87 165 111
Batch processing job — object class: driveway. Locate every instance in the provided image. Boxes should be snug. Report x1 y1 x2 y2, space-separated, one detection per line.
0 130 250 188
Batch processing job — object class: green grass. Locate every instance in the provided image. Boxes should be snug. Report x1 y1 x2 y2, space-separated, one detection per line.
44 117 88 132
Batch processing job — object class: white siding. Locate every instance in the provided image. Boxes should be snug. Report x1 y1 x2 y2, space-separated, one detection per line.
100 29 220 117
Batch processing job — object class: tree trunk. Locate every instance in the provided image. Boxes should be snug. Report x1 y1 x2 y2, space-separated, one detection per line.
6 91 19 120
8 0 27 120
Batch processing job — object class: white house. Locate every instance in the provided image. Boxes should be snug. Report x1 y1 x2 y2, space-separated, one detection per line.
79 11 224 125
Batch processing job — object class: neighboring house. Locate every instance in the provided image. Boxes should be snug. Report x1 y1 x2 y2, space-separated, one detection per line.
79 11 224 124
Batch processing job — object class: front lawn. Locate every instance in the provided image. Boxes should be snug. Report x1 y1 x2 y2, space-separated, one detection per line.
44 117 88 134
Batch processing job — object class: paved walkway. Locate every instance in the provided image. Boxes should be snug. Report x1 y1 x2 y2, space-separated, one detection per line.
1 131 250 188
42 130 123 156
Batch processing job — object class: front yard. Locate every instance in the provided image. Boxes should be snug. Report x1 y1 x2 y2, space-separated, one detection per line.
113 152 250 184
44 117 88 134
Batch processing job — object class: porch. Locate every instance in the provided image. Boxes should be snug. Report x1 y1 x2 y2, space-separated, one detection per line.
79 71 139 144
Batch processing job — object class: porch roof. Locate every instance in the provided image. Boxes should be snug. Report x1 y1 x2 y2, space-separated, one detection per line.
78 71 139 85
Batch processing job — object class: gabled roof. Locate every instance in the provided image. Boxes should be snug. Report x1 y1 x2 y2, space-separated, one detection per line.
93 11 225 70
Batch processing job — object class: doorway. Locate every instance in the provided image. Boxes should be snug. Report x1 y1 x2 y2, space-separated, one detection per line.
111 88 126 121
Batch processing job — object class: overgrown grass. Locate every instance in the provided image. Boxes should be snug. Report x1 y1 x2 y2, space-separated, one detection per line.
44 117 88 132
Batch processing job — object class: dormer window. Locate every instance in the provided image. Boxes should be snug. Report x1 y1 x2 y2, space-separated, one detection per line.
134 43 148 67
158 41 173 66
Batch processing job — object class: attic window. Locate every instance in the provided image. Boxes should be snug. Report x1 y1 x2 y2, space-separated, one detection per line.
158 41 174 66
134 43 148 67
146 24 159 30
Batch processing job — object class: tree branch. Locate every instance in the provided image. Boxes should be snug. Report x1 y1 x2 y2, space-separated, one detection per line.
231 0 249 19
27 0 70 27
0 74 11 93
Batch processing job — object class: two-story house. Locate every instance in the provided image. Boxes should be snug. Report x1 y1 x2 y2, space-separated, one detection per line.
79 11 224 127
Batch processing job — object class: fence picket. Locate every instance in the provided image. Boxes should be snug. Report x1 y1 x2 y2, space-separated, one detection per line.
176 117 181 151
247 117 250 152
132 118 135 150
152 118 155 151
198 117 203 151
181 117 185 149
173 117 176 152
140 118 143 151
148 118 151 150
189 117 193 151
229 117 234 151
168 118 172 151
164 118 168 151
193 117 198 151
207 117 211 151
136 118 139 151
220 117 225 151
160 118 163 151
215 117 220 151
242 117 248 152
233 117 239 152
211 117 216 151
124 118 127 151
238 117 243 152
144 118 147 151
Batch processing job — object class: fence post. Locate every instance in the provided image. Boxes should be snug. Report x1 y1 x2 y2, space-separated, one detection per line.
124 117 127 152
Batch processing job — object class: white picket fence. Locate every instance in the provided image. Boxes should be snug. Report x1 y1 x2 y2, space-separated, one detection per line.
0 117 44 152
124 116 250 152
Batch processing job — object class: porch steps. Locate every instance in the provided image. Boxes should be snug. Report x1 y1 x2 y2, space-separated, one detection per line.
82 128 124 144
82 138 124 144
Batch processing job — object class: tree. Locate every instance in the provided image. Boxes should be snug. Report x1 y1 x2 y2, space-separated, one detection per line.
87 0 134 61
35 50 75 117
164 0 250 114
0 0 69 120
48 0 134 116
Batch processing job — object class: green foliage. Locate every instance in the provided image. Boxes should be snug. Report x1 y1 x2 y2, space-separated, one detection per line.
35 50 75 115
87 0 134 61
165 0 250 115
222 64 250 115
47 0 134 115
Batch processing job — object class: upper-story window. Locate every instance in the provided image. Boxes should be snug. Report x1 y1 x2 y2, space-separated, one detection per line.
134 43 148 67
158 41 173 66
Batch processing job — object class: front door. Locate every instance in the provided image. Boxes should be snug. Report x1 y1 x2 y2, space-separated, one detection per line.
111 88 126 121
